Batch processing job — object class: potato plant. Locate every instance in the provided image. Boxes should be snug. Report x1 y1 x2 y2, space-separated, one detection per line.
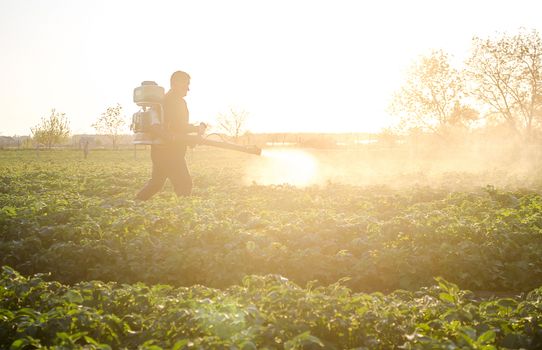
1 149 542 348
1 267 542 349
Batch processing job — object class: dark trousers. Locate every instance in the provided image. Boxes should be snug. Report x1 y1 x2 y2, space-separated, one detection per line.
136 145 192 200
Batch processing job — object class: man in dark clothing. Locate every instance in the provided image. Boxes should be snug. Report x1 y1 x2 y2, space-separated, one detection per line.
136 71 205 200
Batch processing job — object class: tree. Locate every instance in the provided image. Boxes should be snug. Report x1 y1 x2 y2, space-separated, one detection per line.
465 28 542 138
216 107 249 143
30 109 70 149
389 50 477 135
92 103 126 149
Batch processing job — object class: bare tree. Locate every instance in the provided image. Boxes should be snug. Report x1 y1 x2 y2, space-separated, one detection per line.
92 103 126 149
216 107 249 143
465 28 542 138
389 50 477 135
30 109 70 149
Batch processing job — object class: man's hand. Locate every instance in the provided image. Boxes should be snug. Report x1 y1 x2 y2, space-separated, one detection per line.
197 122 207 136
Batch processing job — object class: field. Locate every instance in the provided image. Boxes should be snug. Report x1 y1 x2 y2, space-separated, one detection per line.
1 147 542 349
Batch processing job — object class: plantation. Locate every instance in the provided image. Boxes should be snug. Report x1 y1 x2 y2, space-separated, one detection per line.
1 148 542 349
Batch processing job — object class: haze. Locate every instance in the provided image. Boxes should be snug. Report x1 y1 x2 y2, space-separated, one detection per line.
1 0 542 136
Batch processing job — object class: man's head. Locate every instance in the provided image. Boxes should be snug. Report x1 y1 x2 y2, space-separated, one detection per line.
170 70 191 97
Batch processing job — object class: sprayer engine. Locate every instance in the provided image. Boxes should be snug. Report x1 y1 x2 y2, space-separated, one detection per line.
131 81 165 145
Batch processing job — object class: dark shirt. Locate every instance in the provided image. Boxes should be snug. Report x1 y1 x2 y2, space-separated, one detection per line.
152 90 192 151
163 90 189 136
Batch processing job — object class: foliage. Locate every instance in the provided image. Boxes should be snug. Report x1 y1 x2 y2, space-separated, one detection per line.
1 148 542 347
1 267 542 349
390 50 477 135
30 109 70 149
92 103 126 149
465 28 542 138
1 149 542 294
391 28 542 141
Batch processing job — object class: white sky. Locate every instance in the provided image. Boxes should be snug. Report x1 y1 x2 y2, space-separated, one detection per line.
1 0 542 136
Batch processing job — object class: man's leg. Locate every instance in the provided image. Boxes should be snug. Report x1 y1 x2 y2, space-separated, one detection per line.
169 157 193 197
135 148 168 200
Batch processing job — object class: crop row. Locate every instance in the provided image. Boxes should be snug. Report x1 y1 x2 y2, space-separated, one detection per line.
2 266 542 349
1 150 542 292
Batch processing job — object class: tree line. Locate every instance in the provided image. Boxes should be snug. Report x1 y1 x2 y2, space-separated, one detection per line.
389 28 542 141
29 104 250 149
30 104 126 149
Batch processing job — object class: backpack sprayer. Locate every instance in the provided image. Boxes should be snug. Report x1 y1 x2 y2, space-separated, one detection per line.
130 81 261 155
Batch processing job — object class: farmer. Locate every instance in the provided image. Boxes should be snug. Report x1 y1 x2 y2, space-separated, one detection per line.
135 70 206 200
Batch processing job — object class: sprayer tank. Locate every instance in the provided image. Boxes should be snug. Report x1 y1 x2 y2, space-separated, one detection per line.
133 81 164 106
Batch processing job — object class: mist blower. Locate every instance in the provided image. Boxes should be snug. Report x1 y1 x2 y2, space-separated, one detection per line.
130 81 261 156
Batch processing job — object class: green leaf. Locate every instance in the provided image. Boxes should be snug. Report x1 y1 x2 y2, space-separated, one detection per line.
1 206 17 217
63 290 84 304
477 330 496 344
1 266 20 277
458 332 475 346
56 332 71 342
139 340 163 350
285 331 324 349
172 340 189 350
10 339 29 350
439 292 455 303
85 338 112 350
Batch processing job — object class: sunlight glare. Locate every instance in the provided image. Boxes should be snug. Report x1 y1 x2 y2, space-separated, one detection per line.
244 149 318 187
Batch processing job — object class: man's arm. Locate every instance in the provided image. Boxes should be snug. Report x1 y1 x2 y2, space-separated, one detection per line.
187 122 207 135
175 122 207 145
